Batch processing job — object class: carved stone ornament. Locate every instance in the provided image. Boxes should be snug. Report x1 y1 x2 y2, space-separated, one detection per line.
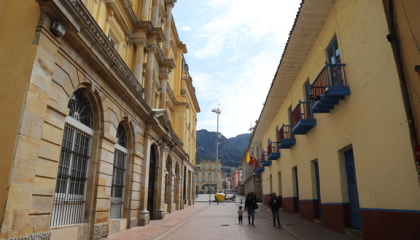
129 218 138 228
6 231 51 240
93 223 109 240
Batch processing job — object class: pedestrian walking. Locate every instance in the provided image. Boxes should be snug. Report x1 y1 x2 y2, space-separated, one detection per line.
237 206 244 224
268 192 281 227
244 193 257 225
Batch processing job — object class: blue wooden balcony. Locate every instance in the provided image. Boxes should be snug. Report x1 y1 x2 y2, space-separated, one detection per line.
292 101 316 135
278 125 296 149
310 64 350 113
262 160 272 166
267 142 280 160
254 167 264 175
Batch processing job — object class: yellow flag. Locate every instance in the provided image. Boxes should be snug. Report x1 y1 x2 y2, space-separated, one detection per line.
246 152 250 163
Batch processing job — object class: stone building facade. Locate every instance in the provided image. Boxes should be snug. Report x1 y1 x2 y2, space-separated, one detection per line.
0 0 199 239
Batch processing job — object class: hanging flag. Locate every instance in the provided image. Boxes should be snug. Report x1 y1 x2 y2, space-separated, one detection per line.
249 122 253 132
252 157 258 167
250 156 256 166
248 156 253 165
246 152 251 163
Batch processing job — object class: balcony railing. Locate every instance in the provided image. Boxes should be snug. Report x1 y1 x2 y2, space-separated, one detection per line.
254 161 264 175
261 152 267 161
267 142 280 160
310 64 350 113
278 125 296 149
253 160 260 170
292 101 316 135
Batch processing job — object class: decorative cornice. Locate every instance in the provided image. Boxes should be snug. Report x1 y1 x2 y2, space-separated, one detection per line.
137 21 165 42
160 58 175 70
165 0 176 8
69 0 145 96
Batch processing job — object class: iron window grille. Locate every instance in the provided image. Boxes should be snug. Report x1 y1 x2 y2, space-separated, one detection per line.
110 123 127 219
164 163 169 203
51 89 93 227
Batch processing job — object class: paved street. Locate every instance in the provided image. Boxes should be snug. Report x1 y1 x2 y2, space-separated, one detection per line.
106 194 354 240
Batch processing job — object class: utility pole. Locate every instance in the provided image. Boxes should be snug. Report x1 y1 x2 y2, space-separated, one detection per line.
212 104 221 192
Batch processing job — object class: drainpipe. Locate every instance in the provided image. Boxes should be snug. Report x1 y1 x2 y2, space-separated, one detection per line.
385 0 420 177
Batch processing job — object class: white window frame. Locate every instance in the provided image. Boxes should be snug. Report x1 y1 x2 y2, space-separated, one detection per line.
51 116 93 226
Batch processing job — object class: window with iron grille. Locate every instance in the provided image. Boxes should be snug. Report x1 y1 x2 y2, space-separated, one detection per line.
110 123 127 219
164 162 169 203
51 89 93 227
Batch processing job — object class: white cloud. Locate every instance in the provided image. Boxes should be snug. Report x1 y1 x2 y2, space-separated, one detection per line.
181 26 191 31
173 0 301 138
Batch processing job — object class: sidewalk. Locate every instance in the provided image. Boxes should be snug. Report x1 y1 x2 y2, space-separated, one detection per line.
257 202 354 240
106 195 354 240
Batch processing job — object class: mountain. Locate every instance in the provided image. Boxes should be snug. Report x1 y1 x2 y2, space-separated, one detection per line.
196 129 251 167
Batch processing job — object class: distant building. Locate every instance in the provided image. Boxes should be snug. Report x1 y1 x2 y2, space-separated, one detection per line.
232 170 242 189
243 0 420 239
195 161 223 193
0 0 199 239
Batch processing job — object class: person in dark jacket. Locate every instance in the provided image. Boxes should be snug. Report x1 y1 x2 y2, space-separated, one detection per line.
244 193 256 225
268 192 281 227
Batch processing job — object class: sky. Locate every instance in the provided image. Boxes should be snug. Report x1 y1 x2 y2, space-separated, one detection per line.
172 0 302 138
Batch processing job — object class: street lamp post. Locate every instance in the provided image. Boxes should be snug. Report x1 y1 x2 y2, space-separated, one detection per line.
212 104 221 193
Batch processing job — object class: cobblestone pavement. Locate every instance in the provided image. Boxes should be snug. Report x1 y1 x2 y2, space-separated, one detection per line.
106 195 355 240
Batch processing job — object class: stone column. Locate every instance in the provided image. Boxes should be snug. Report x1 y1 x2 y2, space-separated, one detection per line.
132 32 146 87
144 45 156 106
164 1 174 58
159 76 167 109
140 0 151 21
138 127 152 226
151 0 159 27
155 146 168 219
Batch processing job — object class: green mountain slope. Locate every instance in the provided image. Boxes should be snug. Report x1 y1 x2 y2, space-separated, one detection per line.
196 129 250 167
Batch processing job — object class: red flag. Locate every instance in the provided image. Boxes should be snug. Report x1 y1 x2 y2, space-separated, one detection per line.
250 156 256 166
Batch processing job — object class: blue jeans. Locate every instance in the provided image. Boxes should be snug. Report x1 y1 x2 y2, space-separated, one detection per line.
271 208 280 225
246 206 255 224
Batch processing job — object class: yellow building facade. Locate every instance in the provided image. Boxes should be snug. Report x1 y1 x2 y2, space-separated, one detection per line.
0 0 199 239
247 0 420 239
195 161 223 193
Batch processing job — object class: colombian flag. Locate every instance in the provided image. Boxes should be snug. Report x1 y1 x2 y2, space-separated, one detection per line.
250 156 257 166
246 152 251 163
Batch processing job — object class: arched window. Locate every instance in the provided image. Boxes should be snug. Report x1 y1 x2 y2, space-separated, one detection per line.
51 89 93 226
110 123 127 219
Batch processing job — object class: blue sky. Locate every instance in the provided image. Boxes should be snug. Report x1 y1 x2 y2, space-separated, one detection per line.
172 0 301 138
